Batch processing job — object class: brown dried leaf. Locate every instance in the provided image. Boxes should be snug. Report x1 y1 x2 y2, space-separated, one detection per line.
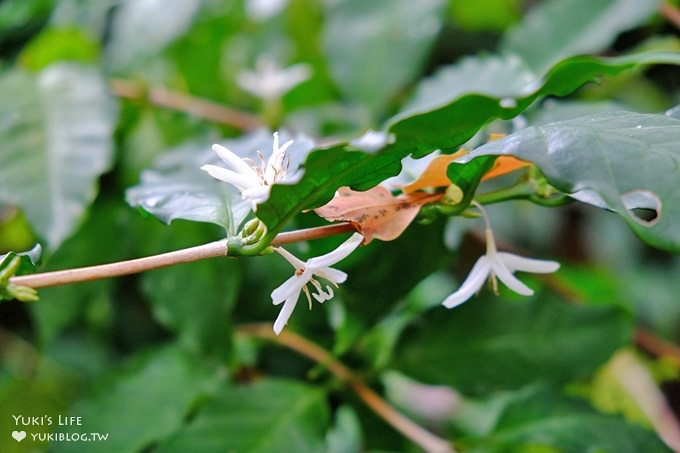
315 186 441 243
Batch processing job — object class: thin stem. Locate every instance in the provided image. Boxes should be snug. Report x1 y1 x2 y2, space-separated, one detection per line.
236 323 455 453
9 223 356 289
635 329 680 368
110 79 263 130
474 183 535 205
273 223 356 246
474 183 572 207
470 201 498 260
10 240 229 289
470 200 491 231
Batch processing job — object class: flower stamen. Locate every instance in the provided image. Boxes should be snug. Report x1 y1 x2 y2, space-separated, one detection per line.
302 285 313 309
270 232 364 334
201 132 301 211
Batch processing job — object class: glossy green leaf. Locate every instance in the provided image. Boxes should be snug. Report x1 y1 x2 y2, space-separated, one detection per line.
258 52 680 233
0 65 116 249
502 0 661 72
401 53 537 118
54 346 222 453
468 110 680 252
394 296 633 396
125 140 244 235
158 379 330 453
323 0 445 112
529 99 628 125
446 155 496 212
464 385 670 452
0 244 41 274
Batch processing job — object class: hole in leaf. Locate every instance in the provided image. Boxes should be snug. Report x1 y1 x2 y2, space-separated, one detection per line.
620 190 661 227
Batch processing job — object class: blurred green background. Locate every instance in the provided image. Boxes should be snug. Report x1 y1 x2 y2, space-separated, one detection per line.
1 0 680 451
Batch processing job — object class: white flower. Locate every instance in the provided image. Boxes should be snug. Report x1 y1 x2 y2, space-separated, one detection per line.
237 56 312 100
442 203 559 309
201 132 293 210
271 232 364 335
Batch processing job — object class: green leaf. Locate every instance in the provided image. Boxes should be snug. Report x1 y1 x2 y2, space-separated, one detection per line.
356 272 454 370
394 296 633 396
125 140 245 235
104 0 203 71
401 53 538 118
389 52 680 136
259 51 680 233
323 0 446 112
0 64 117 249
158 379 330 453
0 244 41 273
446 155 497 212
501 0 661 72
467 110 680 252
344 220 451 324
529 99 628 125
0 244 41 302
54 346 222 453
464 385 670 452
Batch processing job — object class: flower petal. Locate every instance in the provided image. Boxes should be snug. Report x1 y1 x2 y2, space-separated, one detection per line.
491 258 534 296
497 252 560 274
315 267 347 285
308 232 363 268
241 185 271 204
201 164 258 191
442 257 490 309
212 144 258 177
273 295 299 335
274 247 306 269
271 273 304 305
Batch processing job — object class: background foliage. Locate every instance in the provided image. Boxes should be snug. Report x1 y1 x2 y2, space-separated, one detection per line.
1 0 680 451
